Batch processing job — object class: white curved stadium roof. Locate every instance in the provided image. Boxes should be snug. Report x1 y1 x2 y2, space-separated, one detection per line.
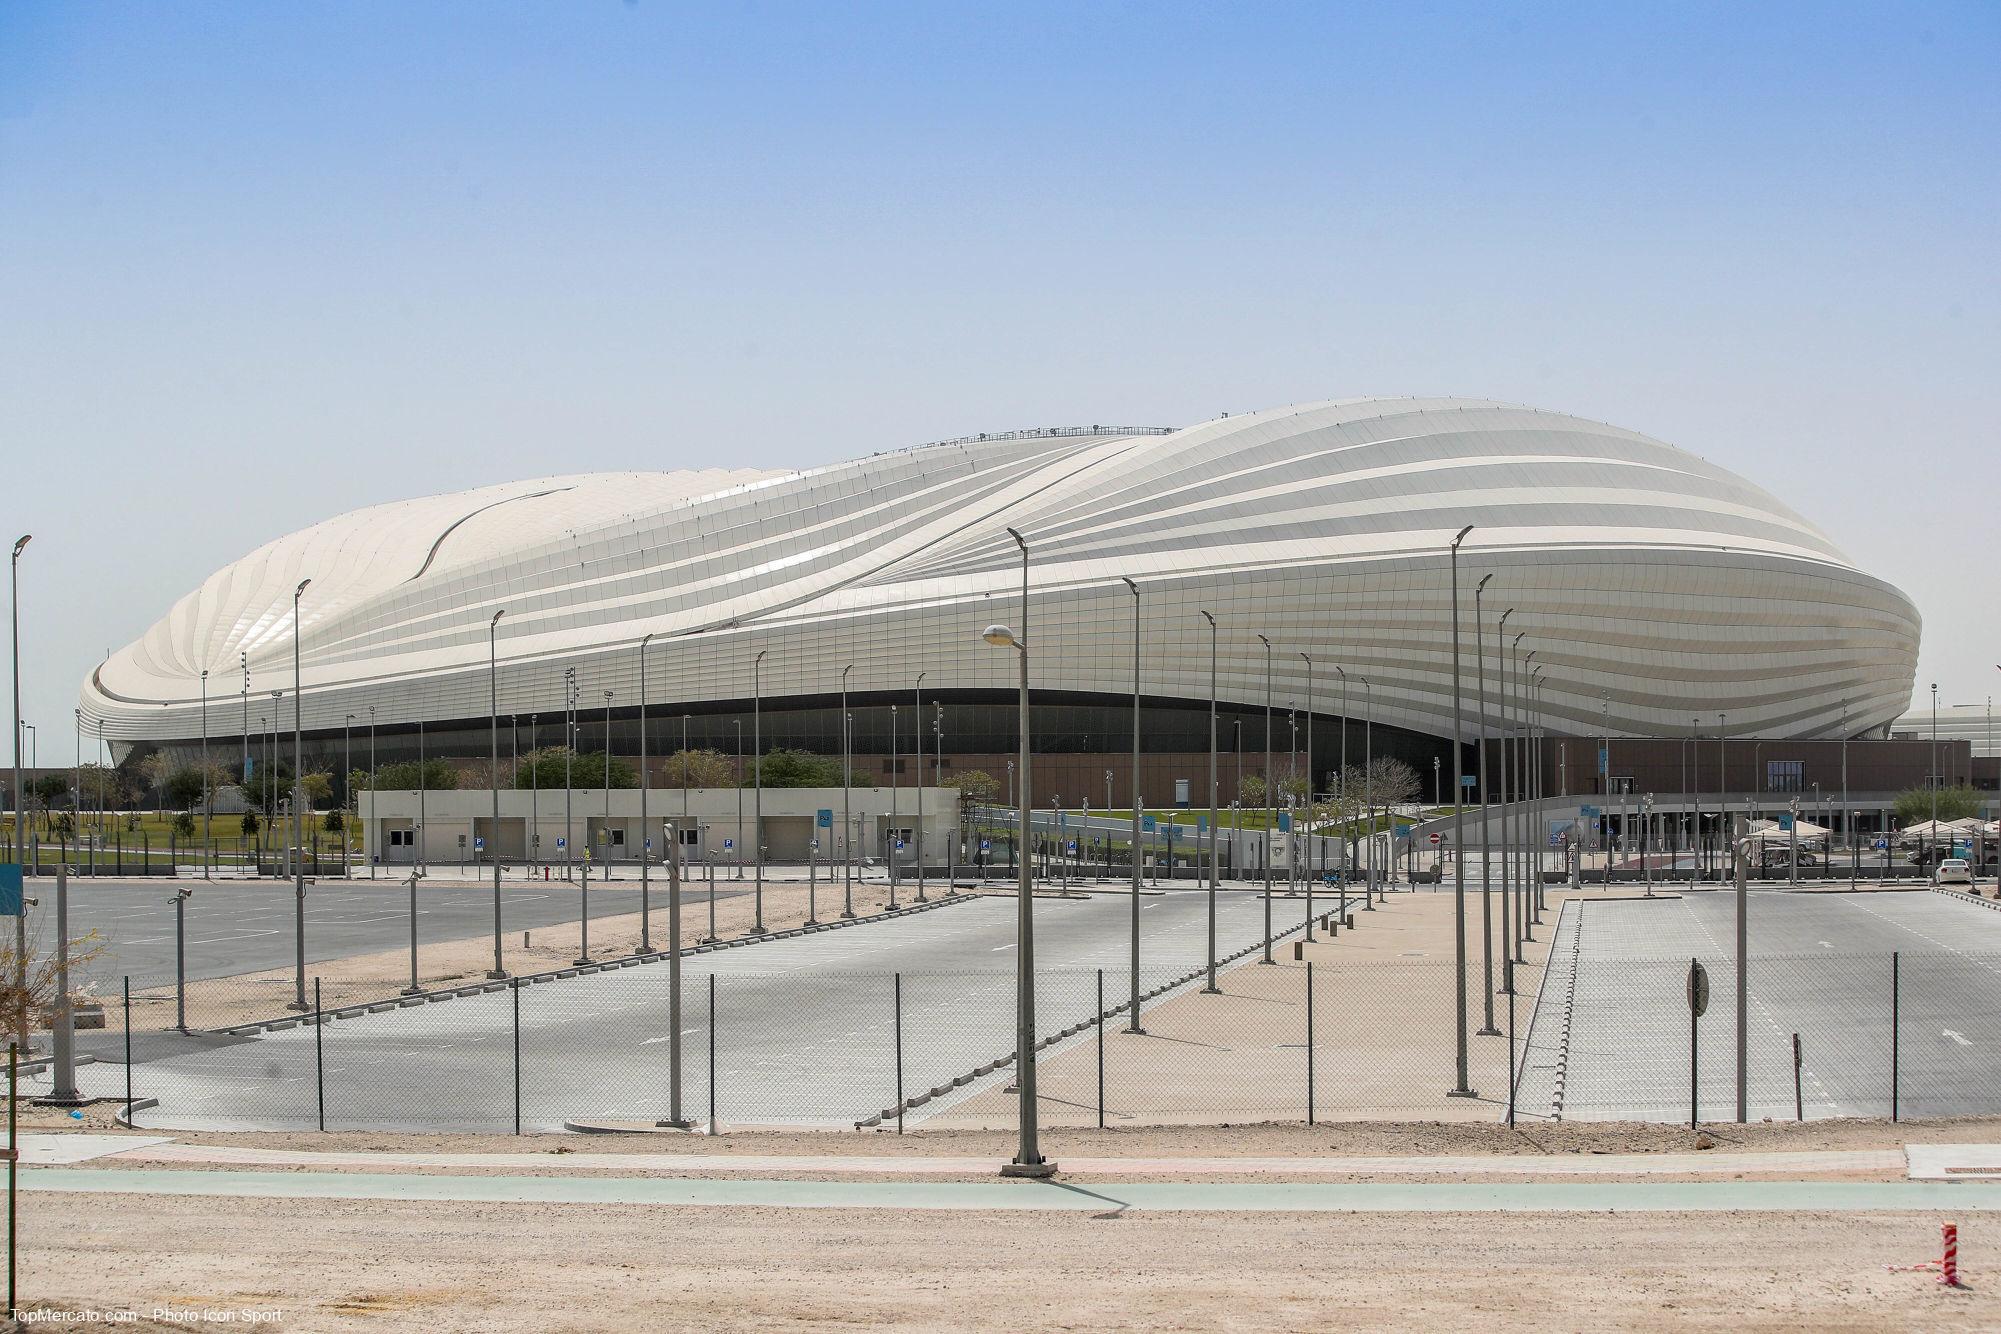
85 397 1921 748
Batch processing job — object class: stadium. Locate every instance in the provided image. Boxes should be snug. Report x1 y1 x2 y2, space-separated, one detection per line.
80 396 1922 813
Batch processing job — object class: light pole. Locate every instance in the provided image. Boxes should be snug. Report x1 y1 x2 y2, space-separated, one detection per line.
1474 575 1498 1002
1301 651 1314 939
889 702 900 907
1361 674 1375 904
1520 647 1538 942
199 669 211 879
1931 681 1940 883
342 713 353 879
1496 608 1514 936
487 610 507 979
752 649 767 930
914 671 927 904
563 667 577 881
1122 577 1143 1027
1447 524 1484 1085
601 690 614 879
8 534 26 871
1201 610 1219 994
1335 663 1349 890
985 524 1052 1178
732 718 743 882
284 579 312 1011
841 664 855 919
1257 633 1274 962
639 632 655 953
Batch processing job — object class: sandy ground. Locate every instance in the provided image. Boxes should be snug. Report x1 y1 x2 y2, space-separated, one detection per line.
928 886 1567 1127
14 1192 1998 1332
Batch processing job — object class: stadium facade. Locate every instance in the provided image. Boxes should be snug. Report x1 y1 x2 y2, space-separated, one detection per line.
81 397 1922 809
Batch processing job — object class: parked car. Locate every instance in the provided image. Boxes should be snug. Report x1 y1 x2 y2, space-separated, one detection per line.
1937 858 1972 885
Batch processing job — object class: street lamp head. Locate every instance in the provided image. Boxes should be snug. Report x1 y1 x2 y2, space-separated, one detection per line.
10 534 28 558
489 609 504 630
295 578 311 599
1121 576 1138 596
1004 526 1027 553
1257 633 1270 650
981 623 1017 648
1200 609 1215 628
1450 523 1474 551
640 631 654 649
1476 573 1493 593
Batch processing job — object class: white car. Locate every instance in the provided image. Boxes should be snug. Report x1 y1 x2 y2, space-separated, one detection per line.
1938 858 1973 885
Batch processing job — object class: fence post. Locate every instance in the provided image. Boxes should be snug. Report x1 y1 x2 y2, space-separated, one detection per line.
123 977 134 1127
1688 956 1699 1130
8 1041 16 1321
1891 951 1900 1123
893 972 904 1136
1305 961 1315 1126
512 978 522 1136
1800 1032 1816 1128
1096 968 1105 1129
1506 956 1517 1127
707 973 718 1136
313 976 326 1133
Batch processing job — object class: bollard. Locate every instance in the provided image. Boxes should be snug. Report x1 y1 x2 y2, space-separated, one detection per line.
1293 940 1304 961
1942 1222 1960 1287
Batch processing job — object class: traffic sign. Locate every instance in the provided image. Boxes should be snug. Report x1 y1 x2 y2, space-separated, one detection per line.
473 836 485 852
722 837 734 851
810 838 819 852
1874 839 1888 850
979 839 991 853
1428 833 1442 845
1142 815 1157 833
1394 824 1412 839
1686 960 1710 1018
644 837 653 851
1277 812 1292 833
0 864 21 917
895 838 906 851
1460 774 1476 788
1066 841 1077 854
817 808 833 829
555 837 567 850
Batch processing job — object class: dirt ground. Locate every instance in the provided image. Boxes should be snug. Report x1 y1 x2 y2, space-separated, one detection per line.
14 1192 1996 1332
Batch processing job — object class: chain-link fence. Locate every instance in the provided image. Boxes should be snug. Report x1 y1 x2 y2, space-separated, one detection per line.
16 945 1997 1133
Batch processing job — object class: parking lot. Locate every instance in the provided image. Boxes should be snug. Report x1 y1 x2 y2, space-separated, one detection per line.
25 887 1314 1132
1518 888 2001 1121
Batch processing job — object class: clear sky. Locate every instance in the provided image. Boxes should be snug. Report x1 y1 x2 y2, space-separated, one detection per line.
3 2 1995 764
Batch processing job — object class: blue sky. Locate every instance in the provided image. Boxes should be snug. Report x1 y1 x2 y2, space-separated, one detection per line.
3 2 1996 762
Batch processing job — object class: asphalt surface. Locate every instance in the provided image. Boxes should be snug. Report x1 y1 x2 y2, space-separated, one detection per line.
1518 888 2001 1121
32 886 1317 1132
19 875 747 987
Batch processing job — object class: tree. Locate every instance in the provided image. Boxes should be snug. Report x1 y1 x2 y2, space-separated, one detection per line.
239 810 261 838
365 759 461 792
0 907 108 1054
170 811 197 839
1237 774 1268 808
76 761 127 814
321 809 345 834
165 766 209 811
1895 785 1981 825
300 772 334 808
512 748 636 790
46 811 74 840
745 749 841 788
949 769 1000 814
140 752 174 809
656 748 737 788
29 774 70 811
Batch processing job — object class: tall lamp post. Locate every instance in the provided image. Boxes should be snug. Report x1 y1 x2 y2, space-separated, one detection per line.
752 649 767 931
1931 681 1940 883
288 578 312 1011
638 633 656 953
1447 525 1484 1089
8 534 25 871
342 713 354 879
487 610 507 979
1257 633 1274 962
1300 652 1314 939
841 663 855 919
984 525 1053 1178
199 669 211 879
1121 577 1143 1030
1474 576 1497 1001
1201 610 1219 994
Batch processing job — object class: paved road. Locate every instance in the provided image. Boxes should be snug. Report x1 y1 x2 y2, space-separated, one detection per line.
1518 889 2001 1121
30 887 1317 1132
21 877 747 987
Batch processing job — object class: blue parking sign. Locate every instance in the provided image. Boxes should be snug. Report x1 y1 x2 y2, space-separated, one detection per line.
817 808 833 828
0 864 22 917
